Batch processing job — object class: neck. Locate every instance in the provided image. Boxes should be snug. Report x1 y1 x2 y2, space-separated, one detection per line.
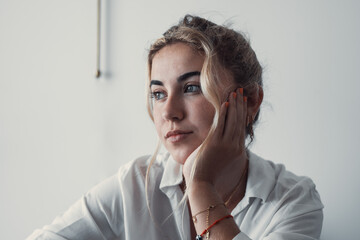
220 151 249 209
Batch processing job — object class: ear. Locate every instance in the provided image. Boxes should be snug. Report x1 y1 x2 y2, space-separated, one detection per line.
246 84 263 119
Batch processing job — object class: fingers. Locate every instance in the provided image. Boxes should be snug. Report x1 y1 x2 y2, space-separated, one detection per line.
233 88 246 143
223 88 247 143
213 101 228 139
238 89 247 146
223 90 238 140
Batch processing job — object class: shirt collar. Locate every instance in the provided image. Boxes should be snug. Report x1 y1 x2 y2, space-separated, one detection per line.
158 150 276 205
245 151 276 203
159 152 183 196
231 151 276 215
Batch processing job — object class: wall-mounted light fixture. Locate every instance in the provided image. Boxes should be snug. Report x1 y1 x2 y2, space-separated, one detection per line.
95 0 101 78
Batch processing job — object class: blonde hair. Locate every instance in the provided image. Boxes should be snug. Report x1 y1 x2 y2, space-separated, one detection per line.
145 14 263 220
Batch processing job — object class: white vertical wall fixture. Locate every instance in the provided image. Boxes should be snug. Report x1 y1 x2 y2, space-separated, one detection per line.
95 0 101 78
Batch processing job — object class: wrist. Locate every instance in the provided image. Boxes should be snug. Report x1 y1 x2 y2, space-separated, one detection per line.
188 181 217 197
187 181 239 239
187 181 224 215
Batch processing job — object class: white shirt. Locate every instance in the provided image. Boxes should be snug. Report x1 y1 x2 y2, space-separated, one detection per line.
27 151 324 240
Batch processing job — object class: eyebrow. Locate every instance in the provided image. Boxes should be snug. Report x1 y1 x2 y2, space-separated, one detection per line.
150 71 201 87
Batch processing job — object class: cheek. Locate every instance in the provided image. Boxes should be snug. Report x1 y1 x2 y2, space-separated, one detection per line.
152 107 162 134
194 101 215 135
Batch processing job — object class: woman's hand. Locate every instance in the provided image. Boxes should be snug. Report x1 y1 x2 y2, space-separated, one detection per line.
183 87 248 192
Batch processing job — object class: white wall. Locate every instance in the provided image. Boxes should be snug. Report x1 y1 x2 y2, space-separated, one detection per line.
1 0 359 239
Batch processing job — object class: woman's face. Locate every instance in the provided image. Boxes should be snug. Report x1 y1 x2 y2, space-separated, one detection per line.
150 43 232 164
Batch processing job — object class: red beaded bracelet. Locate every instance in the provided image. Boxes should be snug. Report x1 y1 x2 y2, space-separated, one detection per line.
195 214 233 240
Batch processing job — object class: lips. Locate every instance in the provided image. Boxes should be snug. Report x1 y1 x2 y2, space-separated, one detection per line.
165 130 193 143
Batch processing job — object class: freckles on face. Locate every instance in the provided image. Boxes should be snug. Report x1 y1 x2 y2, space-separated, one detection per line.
150 43 215 164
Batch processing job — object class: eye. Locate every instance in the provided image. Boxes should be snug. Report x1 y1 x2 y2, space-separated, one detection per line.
151 91 166 101
185 84 201 93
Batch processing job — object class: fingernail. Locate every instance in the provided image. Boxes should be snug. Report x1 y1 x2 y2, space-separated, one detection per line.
243 96 247 102
233 92 237 98
239 88 243 95
225 102 229 107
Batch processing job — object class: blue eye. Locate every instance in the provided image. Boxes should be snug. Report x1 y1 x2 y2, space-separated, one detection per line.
185 85 201 93
151 91 166 100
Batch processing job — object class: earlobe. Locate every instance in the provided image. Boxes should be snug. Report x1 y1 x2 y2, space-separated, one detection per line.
256 85 264 110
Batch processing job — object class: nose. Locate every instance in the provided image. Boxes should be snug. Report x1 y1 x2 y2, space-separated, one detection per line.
162 95 184 122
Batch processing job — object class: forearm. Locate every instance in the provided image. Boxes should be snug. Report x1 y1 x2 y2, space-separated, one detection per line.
188 181 240 240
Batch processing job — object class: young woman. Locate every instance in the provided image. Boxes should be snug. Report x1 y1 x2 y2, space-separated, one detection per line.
27 15 323 240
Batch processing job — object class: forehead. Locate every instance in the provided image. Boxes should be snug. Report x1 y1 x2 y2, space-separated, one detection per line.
150 43 204 81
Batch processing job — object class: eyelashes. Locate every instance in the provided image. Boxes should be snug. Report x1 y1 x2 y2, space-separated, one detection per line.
184 84 201 93
150 91 166 101
150 84 202 101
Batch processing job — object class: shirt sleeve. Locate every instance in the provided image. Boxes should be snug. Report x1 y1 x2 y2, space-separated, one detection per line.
233 206 323 240
233 173 323 240
233 232 252 240
261 178 324 240
26 175 123 240
263 209 323 240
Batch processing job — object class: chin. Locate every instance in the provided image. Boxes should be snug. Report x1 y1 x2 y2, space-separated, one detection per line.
171 154 187 165
163 140 201 165
169 149 193 165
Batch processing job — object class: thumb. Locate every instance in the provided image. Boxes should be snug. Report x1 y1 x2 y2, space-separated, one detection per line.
183 146 201 181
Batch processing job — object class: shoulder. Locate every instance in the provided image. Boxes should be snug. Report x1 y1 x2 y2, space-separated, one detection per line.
243 152 324 239
85 153 169 204
26 154 172 240
116 152 170 184
248 152 323 215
